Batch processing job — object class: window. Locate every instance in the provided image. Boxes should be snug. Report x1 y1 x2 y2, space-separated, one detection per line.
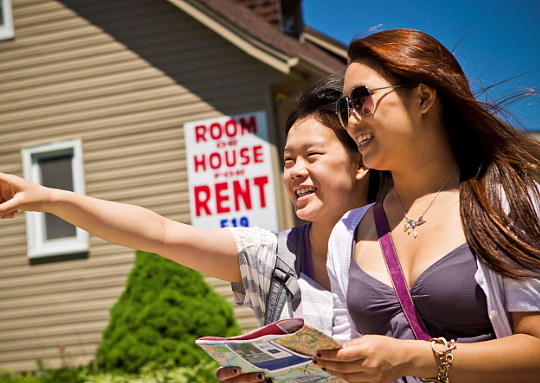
22 139 88 258
0 0 14 41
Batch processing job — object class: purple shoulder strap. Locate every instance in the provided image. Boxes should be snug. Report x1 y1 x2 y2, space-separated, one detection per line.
373 201 431 341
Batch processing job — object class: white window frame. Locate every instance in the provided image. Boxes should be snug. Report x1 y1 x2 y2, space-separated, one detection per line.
0 0 14 41
22 139 88 259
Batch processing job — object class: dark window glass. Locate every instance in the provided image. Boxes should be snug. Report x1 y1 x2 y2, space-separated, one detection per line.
38 154 77 240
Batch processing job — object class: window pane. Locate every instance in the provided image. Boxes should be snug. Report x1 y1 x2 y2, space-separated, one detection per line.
39 154 74 190
39 154 77 240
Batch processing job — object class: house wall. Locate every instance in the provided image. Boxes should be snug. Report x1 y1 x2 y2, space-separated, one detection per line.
0 0 295 372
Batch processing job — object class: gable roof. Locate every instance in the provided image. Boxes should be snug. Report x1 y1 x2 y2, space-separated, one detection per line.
166 0 347 76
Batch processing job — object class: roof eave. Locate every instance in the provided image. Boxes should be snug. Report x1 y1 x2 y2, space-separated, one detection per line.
303 26 348 60
166 0 336 75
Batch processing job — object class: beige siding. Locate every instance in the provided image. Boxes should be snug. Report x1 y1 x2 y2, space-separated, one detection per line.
0 0 290 372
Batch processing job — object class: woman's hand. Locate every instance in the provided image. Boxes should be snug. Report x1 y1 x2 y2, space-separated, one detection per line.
0 172 50 218
216 367 271 382
314 335 429 383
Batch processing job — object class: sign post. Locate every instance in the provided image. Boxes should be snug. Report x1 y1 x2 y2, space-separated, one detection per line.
184 111 279 232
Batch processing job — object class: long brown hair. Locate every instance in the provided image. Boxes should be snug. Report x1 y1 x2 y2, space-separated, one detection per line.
348 28 540 279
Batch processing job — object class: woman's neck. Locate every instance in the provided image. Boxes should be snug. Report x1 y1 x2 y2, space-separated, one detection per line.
308 221 333 262
390 119 459 200
306 220 336 291
391 153 459 203
392 162 459 200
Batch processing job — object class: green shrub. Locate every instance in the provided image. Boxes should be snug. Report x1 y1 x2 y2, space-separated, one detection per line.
82 360 220 383
0 368 39 383
0 360 220 383
0 364 87 383
96 251 240 374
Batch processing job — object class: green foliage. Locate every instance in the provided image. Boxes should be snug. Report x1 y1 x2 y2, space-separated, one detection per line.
0 360 87 383
96 251 240 373
0 360 220 383
0 369 40 383
83 360 220 383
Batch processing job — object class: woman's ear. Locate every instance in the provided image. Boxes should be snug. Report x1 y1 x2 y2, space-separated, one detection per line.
416 83 437 113
356 165 370 181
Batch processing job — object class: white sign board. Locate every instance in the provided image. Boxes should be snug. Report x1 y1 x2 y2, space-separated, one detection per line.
184 111 279 231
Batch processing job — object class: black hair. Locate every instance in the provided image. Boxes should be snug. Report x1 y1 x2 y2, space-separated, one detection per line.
284 74 384 203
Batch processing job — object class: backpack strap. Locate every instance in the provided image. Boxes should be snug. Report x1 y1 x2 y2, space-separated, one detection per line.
264 226 302 325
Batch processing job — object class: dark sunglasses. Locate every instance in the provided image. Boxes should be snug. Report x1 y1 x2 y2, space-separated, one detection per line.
336 84 404 128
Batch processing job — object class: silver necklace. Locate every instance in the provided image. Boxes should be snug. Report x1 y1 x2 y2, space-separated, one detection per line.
393 165 459 238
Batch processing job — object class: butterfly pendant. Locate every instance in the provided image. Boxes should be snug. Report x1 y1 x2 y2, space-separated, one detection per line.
404 216 426 238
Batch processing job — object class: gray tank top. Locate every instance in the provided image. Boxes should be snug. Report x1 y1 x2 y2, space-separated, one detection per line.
347 243 495 383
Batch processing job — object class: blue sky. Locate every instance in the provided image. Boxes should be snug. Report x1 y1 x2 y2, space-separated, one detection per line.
302 0 540 131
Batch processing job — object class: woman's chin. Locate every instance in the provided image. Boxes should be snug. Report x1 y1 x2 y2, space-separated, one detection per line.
294 208 312 222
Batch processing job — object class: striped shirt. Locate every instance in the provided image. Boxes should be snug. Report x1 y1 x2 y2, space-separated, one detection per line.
228 226 334 336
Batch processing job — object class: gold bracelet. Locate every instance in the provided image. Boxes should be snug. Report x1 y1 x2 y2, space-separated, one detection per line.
420 337 457 383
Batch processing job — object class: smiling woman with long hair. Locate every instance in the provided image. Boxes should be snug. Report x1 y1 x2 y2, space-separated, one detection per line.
314 29 540 383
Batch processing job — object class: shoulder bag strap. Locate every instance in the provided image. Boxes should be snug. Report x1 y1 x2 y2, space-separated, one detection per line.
373 201 431 341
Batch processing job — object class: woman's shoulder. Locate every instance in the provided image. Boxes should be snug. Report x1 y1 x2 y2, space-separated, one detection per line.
227 226 277 249
328 203 374 262
335 203 374 232
477 260 540 310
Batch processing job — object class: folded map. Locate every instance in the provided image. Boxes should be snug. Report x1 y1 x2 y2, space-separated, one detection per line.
196 318 346 382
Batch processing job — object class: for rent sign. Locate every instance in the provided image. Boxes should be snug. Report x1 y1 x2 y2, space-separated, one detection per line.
184 111 278 231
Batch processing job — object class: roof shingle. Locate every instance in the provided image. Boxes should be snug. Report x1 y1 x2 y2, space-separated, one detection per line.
194 0 346 73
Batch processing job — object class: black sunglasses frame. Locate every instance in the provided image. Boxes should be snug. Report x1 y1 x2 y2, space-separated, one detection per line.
336 84 404 129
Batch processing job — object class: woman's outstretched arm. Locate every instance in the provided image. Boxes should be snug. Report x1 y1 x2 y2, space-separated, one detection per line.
0 172 241 282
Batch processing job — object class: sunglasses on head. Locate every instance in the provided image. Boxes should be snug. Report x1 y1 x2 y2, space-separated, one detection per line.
336 84 405 128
